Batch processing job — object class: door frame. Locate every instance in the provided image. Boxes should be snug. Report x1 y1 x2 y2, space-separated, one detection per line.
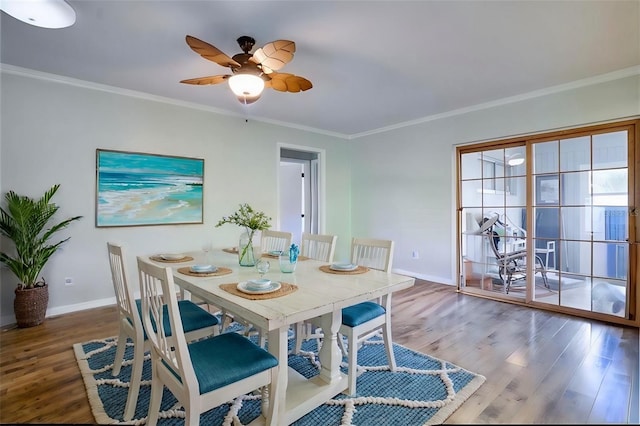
456 119 640 328
277 143 326 239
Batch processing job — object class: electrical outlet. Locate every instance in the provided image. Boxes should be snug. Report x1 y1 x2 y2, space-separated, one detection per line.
412 250 419 259
65 277 74 286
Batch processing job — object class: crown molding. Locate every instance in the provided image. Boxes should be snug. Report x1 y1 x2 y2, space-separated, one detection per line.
2 63 637 141
0 63 349 140
349 65 640 139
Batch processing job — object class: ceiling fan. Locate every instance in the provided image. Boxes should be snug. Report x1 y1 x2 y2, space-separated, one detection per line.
180 35 313 105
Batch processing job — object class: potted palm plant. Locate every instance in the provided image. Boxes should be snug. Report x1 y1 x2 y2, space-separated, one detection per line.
0 184 82 327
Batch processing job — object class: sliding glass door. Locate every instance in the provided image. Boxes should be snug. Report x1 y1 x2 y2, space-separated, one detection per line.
531 128 631 317
458 120 638 325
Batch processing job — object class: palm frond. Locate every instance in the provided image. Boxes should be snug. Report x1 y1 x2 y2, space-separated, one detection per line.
0 184 82 288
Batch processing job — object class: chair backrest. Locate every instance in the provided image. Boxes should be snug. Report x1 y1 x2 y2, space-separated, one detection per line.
484 228 502 258
351 237 394 272
301 232 337 262
136 257 197 393
260 229 292 253
107 242 141 331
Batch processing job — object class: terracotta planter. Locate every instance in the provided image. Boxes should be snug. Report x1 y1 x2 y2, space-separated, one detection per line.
14 285 49 328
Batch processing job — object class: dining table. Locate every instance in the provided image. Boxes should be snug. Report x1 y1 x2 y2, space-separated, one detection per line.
147 248 415 425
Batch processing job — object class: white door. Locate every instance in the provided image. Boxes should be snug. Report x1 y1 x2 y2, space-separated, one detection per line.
279 160 304 245
279 147 321 246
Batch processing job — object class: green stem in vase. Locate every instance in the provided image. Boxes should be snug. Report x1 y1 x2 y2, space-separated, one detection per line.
239 228 255 264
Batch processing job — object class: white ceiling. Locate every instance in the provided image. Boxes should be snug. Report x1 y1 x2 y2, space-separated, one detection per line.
1 0 639 138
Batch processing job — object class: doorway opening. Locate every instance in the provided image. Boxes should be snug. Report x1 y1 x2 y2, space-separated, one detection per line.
279 146 324 245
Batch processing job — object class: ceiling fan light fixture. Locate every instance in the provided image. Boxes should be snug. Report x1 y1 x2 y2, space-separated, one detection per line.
0 0 76 29
237 93 262 105
228 74 265 100
507 154 525 166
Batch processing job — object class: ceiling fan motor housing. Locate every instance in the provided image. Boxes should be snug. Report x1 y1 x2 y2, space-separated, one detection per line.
231 52 264 76
236 36 255 53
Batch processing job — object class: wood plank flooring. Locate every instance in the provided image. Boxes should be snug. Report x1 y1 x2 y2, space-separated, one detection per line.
0 280 637 424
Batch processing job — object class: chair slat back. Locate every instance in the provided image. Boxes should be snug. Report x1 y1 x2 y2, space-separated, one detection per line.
301 232 337 262
107 242 139 326
260 229 292 253
351 237 394 272
137 257 196 389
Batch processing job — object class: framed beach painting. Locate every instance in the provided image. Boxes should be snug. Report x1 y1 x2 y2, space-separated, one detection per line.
96 149 204 227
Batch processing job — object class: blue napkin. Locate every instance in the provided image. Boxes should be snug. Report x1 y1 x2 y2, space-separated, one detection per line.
289 243 299 262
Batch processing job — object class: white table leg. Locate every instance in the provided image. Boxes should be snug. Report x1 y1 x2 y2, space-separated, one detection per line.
317 309 342 383
266 326 288 425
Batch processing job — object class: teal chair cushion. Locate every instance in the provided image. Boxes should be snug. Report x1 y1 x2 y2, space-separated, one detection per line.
342 301 385 327
135 299 219 339
188 332 278 394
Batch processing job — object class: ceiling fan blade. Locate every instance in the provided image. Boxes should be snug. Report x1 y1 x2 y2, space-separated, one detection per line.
251 40 296 72
180 75 230 85
265 73 312 93
185 35 241 68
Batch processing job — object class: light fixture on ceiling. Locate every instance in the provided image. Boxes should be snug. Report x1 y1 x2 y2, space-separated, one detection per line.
0 0 76 29
507 153 525 166
228 73 265 105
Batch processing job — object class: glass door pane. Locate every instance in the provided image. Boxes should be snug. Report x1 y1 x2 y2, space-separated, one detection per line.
459 146 529 297
532 129 630 318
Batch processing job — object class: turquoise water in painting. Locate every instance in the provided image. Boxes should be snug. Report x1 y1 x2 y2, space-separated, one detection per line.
96 151 203 226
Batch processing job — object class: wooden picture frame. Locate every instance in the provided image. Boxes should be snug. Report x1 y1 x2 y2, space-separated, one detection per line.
535 174 559 205
95 149 204 227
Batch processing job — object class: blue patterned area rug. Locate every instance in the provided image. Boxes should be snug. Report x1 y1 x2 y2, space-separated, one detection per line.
73 327 485 425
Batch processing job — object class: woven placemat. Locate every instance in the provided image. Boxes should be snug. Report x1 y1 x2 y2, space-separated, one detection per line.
261 253 310 261
149 255 194 263
222 247 238 254
220 282 298 300
177 266 233 277
319 265 370 275
261 252 282 258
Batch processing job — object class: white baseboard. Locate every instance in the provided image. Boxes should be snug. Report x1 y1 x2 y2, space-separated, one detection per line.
1 296 116 328
392 268 454 286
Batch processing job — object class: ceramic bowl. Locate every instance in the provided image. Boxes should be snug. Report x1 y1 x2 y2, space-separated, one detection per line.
160 253 184 260
247 278 271 289
191 264 213 272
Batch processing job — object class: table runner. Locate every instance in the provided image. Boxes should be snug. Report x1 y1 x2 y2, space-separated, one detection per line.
220 282 298 300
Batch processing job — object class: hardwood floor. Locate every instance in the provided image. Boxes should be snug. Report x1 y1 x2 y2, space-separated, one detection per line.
1 280 637 424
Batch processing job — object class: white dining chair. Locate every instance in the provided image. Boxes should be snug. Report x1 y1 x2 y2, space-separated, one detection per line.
107 242 220 421
136 257 279 426
259 229 292 254
535 240 556 270
293 232 338 353
301 232 337 263
339 237 396 395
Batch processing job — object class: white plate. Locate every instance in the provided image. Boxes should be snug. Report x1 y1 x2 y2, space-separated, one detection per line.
330 263 358 271
190 265 217 273
160 253 185 260
237 281 282 294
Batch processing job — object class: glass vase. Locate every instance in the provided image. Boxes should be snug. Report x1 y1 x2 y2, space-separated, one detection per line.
238 230 256 267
